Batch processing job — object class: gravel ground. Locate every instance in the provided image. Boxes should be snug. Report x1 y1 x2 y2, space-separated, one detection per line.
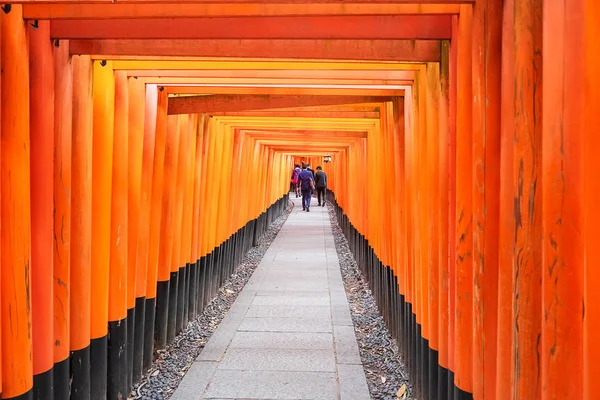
131 200 293 400
327 204 412 400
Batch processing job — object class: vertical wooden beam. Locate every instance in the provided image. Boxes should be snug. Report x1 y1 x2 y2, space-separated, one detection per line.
134 83 157 380
90 59 115 400
126 76 144 391
471 0 501 398
495 0 515 396
510 0 543 398
70 54 93 400
584 2 600 399
144 88 167 369
542 1 584 399
53 38 73 400
29 19 55 398
454 5 473 397
107 70 129 400
1 5 34 399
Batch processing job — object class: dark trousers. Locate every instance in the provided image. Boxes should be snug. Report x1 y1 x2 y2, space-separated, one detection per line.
302 189 312 209
317 187 326 205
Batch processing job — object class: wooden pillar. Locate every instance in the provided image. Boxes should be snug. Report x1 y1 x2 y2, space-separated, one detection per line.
70 54 93 400
53 38 72 400
134 83 157 381
90 59 115 400
437 41 451 399
471 0 501 398
542 1 584 399
107 70 129 400
155 114 180 349
144 87 167 369
584 2 600 399
126 76 144 390
1 5 34 399
29 19 55 399
495 0 516 396
454 5 473 398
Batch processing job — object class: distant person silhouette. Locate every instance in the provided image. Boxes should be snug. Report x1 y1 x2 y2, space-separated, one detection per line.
298 164 315 212
315 166 327 207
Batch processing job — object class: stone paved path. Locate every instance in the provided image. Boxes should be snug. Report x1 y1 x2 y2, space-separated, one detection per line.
171 196 370 400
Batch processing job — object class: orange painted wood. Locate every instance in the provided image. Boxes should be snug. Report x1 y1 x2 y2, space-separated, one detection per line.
91 59 115 340
127 77 145 309
436 41 450 370
50 15 452 40
157 115 180 282
1 5 34 397
136 84 157 299
69 39 441 62
128 69 415 80
209 111 380 119
146 88 167 300
166 87 404 96
15 0 475 3
495 0 515 395
29 19 55 378
168 94 392 115
53 38 73 366
447 16 457 374
584 1 600 398
70 55 93 352
510 0 543 397
471 1 501 398
454 5 473 394
108 70 128 323
23 3 461 19
542 1 584 399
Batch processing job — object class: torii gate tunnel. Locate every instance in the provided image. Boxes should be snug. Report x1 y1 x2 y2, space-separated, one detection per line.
0 0 598 399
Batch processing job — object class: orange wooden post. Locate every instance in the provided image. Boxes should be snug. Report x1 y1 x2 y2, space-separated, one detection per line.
454 5 473 397
495 1 515 396
70 54 93 400
447 16 458 384
509 1 543 398
135 83 157 379
145 88 168 366
182 115 197 326
1 5 34 399
542 2 584 399
53 38 73 399
170 115 187 339
108 70 129 399
189 115 204 319
91 59 115 400
584 2 600 398
29 19 55 398
126 76 145 390
426 63 440 399
0 13 3 398
437 41 451 397
155 114 180 348
471 1 501 398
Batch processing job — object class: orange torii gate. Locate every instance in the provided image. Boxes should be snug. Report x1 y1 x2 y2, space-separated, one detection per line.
0 1 599 400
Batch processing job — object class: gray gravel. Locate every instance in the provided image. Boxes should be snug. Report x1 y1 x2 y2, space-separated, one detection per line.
131 200 293 400
327 204 412 400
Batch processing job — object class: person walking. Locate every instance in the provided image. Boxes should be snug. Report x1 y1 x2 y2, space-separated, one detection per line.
290 164 301 198
315 166 327 206
298 164 315 212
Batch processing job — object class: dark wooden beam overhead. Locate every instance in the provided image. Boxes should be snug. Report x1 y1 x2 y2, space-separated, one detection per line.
51 15 452 40
69 39 442 62
168 94 393 114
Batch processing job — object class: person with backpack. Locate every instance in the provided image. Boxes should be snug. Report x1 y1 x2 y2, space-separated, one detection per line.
315 166 328 206
298 164 315 212
290 164 301 198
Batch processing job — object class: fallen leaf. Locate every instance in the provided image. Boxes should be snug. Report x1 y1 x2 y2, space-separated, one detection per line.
151 370 160 377
381 376 387 383
397 384 407 399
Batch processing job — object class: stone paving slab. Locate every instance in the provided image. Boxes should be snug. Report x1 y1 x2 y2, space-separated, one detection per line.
203 370 338 399
171 197 370 399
